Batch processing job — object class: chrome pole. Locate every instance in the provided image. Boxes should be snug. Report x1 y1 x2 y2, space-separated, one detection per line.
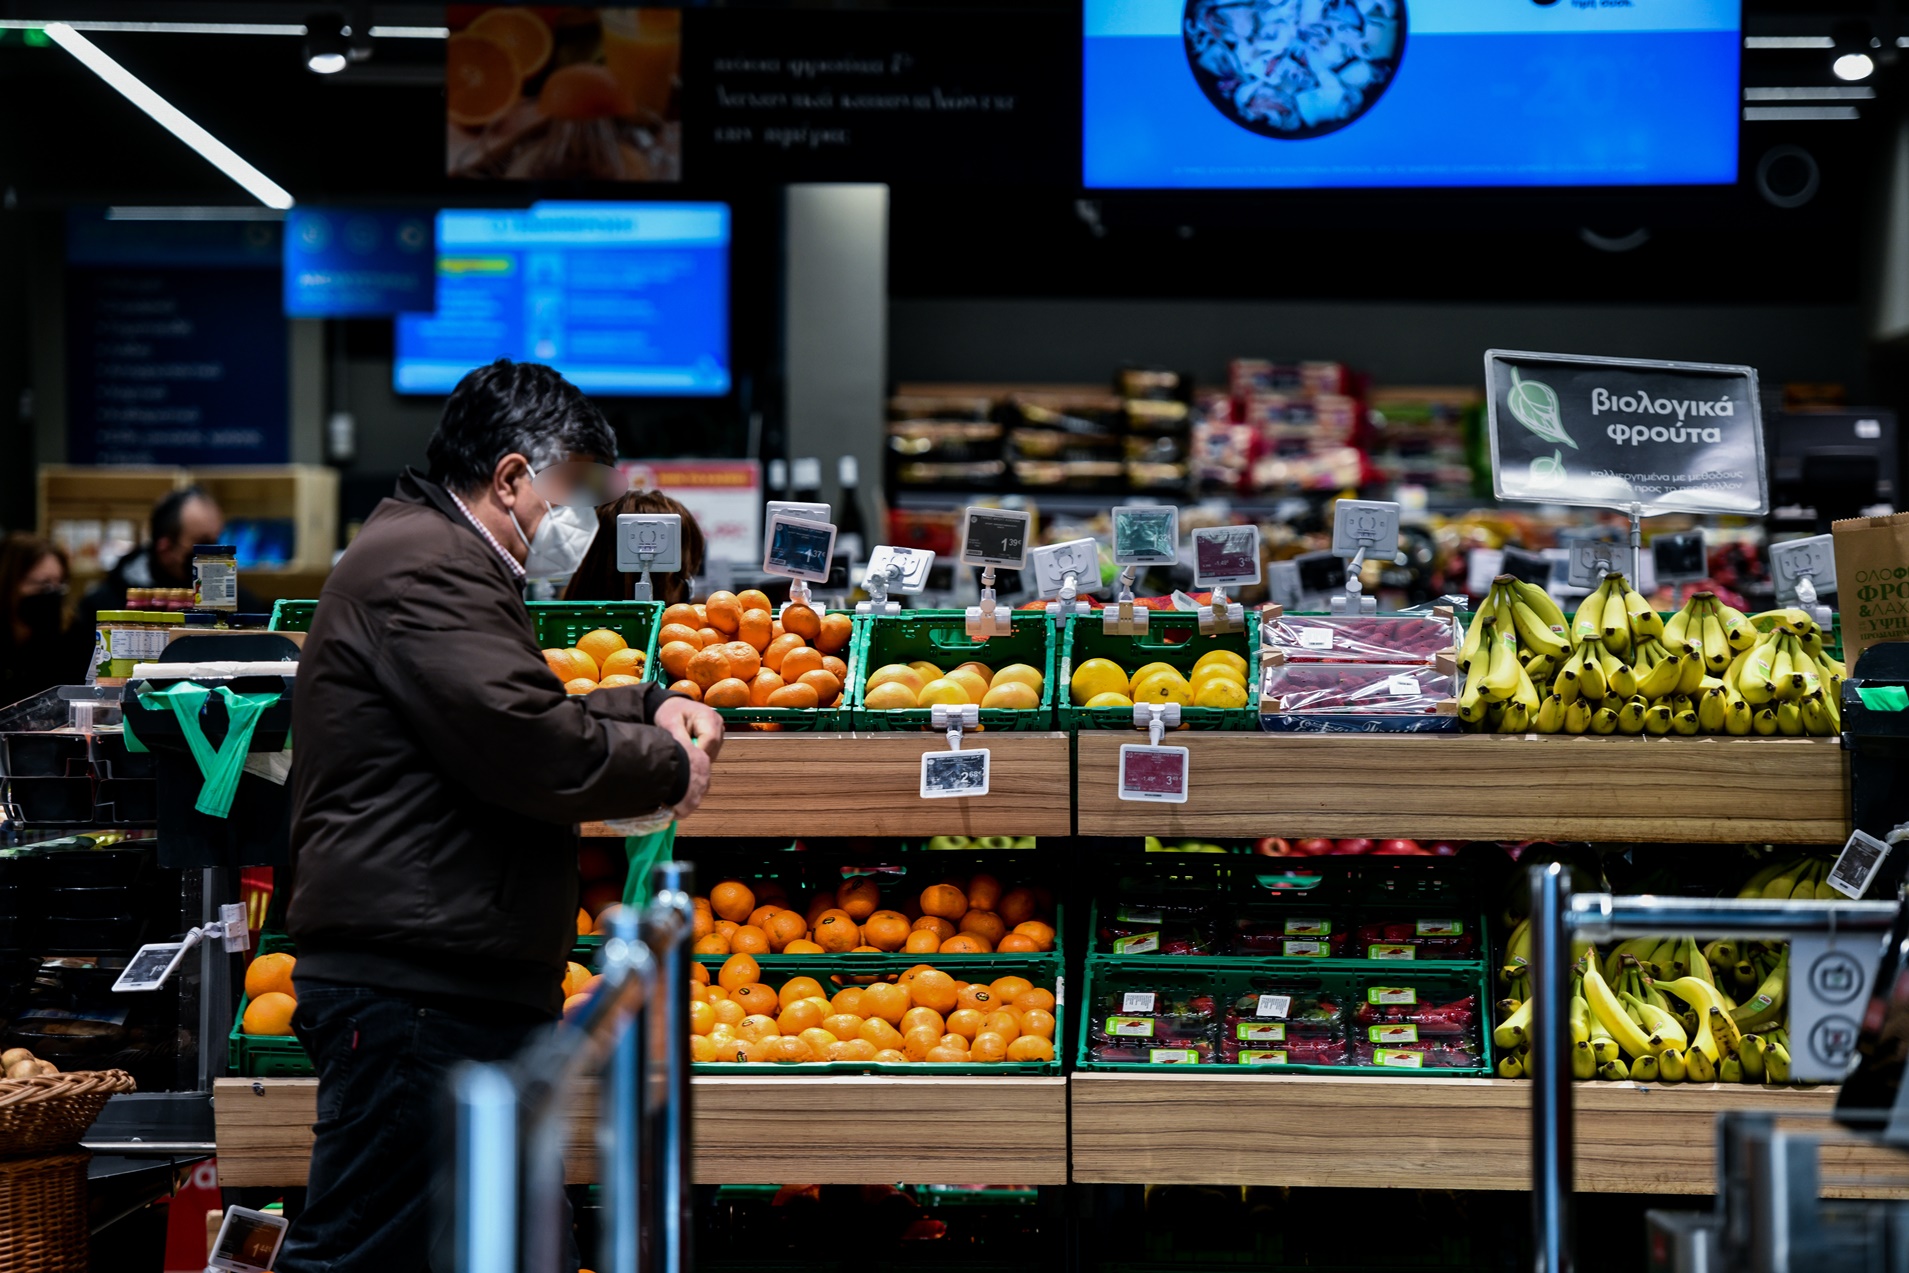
452 1062 518 1273
1530 863 1573 1273
644 862 696 1273
601 902 643 1273
1568 895 1897 940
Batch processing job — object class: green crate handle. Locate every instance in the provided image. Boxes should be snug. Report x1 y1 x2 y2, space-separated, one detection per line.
925 627 1014 654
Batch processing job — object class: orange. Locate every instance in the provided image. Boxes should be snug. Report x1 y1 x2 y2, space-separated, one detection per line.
912 916 956 941
563 678 596 695
779 974 824 1003
575 628 627 669
702 678 749 709
545 647 598 683
859 981 911 1025
730 925 771 955
798 1028 839 1055
999 889 1039 926
690 1035 718 1063
900 1006 945 1036
925 1045 970 1063
697 628 724 648
813 913 860 952
966 874 1002 911
982 1011 1022 1042
937 1033 971 1052
904 929 941 955
244 952 296 1001
705 592 743 634
693 933 731 956
996 934 1038 953
562 961 592 999
828 1039 880 1062
909 661 945 685
659 641 701 681
918 678 971 708
1020 1009 1056 1040
990 975 1034 1004
686 647 732 690
763 634 806 672
658 623 703 650
903 1026 942 1061
1007 1036 1054 1062
822 655 849 682
782 604 822 641
783 939 824 955
738 609 774 653
732 984 779 1016
872 1049 909 1065
767 683 819 709
940 934 990 955
736 1014 781 1044
447 32 521 127
946 1008 986 1041
1015 989 1057 1015
690 958 710 985
241 991 297 1036
766 911 808 952
958 910 1007 946
830 988 866 1015
710 999 745 1028
816 612 852 655
777 999 825 1034
594 674 643 691
970 1031 1009 1063
466 6 554 76
717 953 760 991
660 603 699 629
780 647 824 681
563 993 590 1019
579 907 594 936
908 970 959 1014
711 881 756 923
867 664 927 697
862 911 910 951
897 964 934 989
859 1018 905 1052
823 1013 865 1040
722 642 761 681
920 884 968 921
748 904 782 929
836 878 882 920
669 678 703 702
690 1000 715 1036
692 605 708 625
736 589 774 615
797 670 843 705
956 983 998 1013
945 669 991 704
749 669 786 707
713 920 739 939
744 1038 779 1063
1012 921 1055 951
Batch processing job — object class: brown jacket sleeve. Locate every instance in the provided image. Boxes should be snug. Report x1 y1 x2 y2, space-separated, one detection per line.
372 551 685 824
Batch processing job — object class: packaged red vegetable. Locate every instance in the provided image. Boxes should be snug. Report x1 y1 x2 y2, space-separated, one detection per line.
1259 663 1453 715
1257 611 1458 666
1218 1035 1350 1066
1349 1040 1483 1069
1097 902 1220 956
1229 917 1349 958
1088 1040 1216 1065
1092 988 1219 1047
1352 987 1480 1037
1350 918 1477 960
1221 987 1345 1038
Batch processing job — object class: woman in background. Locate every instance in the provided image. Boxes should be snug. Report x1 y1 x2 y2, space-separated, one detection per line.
0 534 89 705
564 490 707 605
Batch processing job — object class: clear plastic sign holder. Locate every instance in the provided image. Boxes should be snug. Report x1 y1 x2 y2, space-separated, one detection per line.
762 511 836 612
1770 533 1837 628
923 703 988 799
959 506 1030 640
1191 525 1260 635
857 545 934 616
1030 537 1100 627
614 513 681 603
1328 500 1405 615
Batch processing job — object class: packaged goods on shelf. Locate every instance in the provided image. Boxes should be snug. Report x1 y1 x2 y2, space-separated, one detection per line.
1258 660 1458 731
1256 609 1459 665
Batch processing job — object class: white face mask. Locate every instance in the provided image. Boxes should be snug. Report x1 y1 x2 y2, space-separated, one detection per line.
511 501 598 583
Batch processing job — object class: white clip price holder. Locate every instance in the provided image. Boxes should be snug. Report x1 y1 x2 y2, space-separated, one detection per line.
1328 499 1405 615
1770 534 1837 630
857 545 934 616
615 512 682 602
1561 530 1621 591
1190 525 1259 635
922 703 988 799
1102 566 1150 636
959 506 1029 640
1030 537 1100 627
1120 703 1188 803
1103 506 1178 636
763 510 836 613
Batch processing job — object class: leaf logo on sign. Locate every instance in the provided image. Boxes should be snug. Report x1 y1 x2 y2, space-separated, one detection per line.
1527 450 1566 489
1508 368 1576 449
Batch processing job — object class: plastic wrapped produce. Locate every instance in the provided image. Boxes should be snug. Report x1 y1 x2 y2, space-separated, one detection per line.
1092 987 1219 1047
1260 663 1453 715
1352 987 1480 1037
1257 612 1458 666
1351 919 1478 960
1349 1039 1484 1069
1097 902 1220 957
1230 915 1349 958
1221 986 1346 1040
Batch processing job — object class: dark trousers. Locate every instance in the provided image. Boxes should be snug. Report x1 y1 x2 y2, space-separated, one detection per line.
276 983 578 1273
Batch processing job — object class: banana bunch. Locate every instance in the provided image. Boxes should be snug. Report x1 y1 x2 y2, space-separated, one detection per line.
1492 927 1796 1085
1456 575 1573 733
1738 853 1842 901
1715 606 1847 738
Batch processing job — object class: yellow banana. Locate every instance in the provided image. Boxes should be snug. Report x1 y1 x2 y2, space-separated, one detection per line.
1776 700 1803 736
1601 585 1632 655
1534 694 1564 734
1576 643 1607 700
1512 597 1571 660
1584 963 1657 1058
1572 579 1611 645
1624 586 1663 640
1676 642 1706 695
1600 645 1636 699
1483 619 1521 701
1699 603 1730 673
1591 705 1619 734
1563 697 1593 734
1459 591 1497 666
1657 976 1724 1062
1635 649 1683 699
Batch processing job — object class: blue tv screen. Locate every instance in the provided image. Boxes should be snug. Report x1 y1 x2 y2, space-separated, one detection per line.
394 201 730 396
1083 0 1740 190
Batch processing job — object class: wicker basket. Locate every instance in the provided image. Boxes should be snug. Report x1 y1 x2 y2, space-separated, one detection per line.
0 1070 135 1155
0 1151 89 1272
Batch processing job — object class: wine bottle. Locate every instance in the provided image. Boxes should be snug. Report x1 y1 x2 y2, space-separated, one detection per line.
836 455 867 568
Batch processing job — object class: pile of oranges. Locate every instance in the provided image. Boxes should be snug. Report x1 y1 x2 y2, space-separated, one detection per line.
691 874 1056 958
543 628 647 696
240 951 299 1036
861 659 1044 712
657 591 852 714
691 957 1059 1065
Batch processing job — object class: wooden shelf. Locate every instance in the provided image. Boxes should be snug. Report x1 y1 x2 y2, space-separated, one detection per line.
584 731 1074 838
213 1075 1067 1187
1074 733 1849 843
1070 1073 1907 1197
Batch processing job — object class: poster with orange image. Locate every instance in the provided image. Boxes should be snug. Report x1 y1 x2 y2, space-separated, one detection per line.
446 6 681 181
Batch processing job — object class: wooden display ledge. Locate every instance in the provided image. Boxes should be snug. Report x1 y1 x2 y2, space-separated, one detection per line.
213 1074 1068 1187
582 731 1073 838
1074 733 1849 843
1070 1073 1906 1197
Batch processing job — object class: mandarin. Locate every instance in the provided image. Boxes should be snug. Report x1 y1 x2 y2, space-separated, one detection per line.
749 669 786 706
594 674 643 690
686 647 732 689
859 1018 905 1051
970 1031 1009 1062
815 611 852 654
908 970 959 1014
797 670 843 705
669 678 703 701
904 930 941 955
956 984 997 1013
730 925 771 955
798 1028 839 1055
836 878 882 920
777 999 825 1034
858 981 910 1024
903 1026 942 1061
823 1013 865 1040
690 1000 715 1035
958 910 1007 945
697 627 724 648
912 916 956 941
990 976 1034 1003
920 884 968 921
982 1011 1021 1042
710 999 745 1028
689 958 709 984
717 952 760 991
722 642 761 680
1012 921 1056 951
766 911 808 951
767 683 819 709
783 939 825 955
1007 1036 1054 1062
1020 1009 1056 1039
827 1039 879 1062
575 629 627 668
763 633 806 672
244 952 296 1001
822 654 849 681
658 622 703 650
782 604 822 641
705 591 743 634
735 588 773 614
966 874 1002 911
946 1008 986 1040
738 609 773 652
703 679 750 708
861 911 910 951
600 648 645 680
937 1033 971 1052
544 647 597 684
561 962 592 999
780 646 824 681
925 1045 970 1063
830 988 865 1015
999 889 1039 926
748 904 782 929
940 934 991 955
900 1006 945 1036
711 881 755 923
241 991 297 1036
659 641 700 681
872 1049 908 1064
693 933 731 956
563 678 597 696
812 913 860 952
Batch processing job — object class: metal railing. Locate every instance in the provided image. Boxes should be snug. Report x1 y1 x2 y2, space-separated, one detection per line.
452 861 696 1273
1528 862 1901 1273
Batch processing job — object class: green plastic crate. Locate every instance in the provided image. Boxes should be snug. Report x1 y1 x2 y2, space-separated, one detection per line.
272 598 661 681
850 610 1055 730
692 954 1062 1076
228 993 314 1077
690 609 863 732
1073 960 1492 1076
1057 610 1260 730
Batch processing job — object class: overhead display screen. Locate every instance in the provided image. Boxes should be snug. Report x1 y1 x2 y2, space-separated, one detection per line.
1083 0 1740 190
395 201 729 396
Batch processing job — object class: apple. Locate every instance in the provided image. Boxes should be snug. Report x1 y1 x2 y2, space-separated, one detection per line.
1426 840 1463 857
1331 838 1375 855
1293 837 1335 856
1255 837 1293 857
1376 838 1424 855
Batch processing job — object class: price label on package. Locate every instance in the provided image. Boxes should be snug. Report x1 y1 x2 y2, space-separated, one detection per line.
1255 994 1291 1018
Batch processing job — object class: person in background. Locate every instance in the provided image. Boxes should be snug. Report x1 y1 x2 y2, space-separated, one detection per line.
77 485 260 625
563 489 707 606
0 534 89 704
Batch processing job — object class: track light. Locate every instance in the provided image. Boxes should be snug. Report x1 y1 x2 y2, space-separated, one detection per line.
303 11 347 73
1833 51 1875 81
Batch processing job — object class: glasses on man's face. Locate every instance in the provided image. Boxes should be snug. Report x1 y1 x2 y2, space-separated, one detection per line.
530 460 630 510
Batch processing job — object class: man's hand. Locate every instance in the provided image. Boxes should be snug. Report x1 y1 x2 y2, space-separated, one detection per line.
672 733 713 820
654 696 724 819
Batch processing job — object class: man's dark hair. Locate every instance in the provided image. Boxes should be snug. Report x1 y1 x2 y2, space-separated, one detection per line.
151 485 212 546
426 359 616 492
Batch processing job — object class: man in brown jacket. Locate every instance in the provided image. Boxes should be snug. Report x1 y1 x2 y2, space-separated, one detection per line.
279 359 722 1273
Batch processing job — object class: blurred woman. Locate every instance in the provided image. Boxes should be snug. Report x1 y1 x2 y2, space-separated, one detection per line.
0 534 89 705
563 490 707 605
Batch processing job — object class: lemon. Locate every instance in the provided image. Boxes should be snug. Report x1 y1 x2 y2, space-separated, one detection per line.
1128 661 1182 692
981 681 1040 710
1192 677 1249 709
1070 657 1129 705
867 664 926 696
992 663 1045 694
1084 691 1134 708
909 660 945 684
918 677 971 706
945 668 991 703
1190 664 1246 693
864 681 919 710
1132 671 1193 706
1192 649 1248 678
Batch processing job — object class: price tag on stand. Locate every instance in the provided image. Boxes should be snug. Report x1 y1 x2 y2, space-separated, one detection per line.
859 544 935 615
960 506 1029 639
1770 533 1838 612
1828 829 1892 899
1030 536 1101 625
1118 743 1189 803
1190 525 1259 633
1104 506 1177 635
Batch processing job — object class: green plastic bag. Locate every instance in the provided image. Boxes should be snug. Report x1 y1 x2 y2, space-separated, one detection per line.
129 681 281 818
621 820 677 909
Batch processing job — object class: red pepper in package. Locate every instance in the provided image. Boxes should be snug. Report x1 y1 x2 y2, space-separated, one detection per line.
1230 916 1349 958
1088 1039 1217 1065
1218 1035 1350 1066
1092 989 1218 1048
1351 918 1477 960
1352 991 1479 1037
1259 663 1452 715
1258 614 1458 666
1097 902 1220 957
1349 1039 1483 1069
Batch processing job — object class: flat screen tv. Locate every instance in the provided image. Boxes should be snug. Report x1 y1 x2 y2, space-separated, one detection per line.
1083 0 1740 190
394 201 729 396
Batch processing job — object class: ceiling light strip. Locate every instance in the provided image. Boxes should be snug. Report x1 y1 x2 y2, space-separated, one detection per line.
1743 105 1861 121
1744 36 1836 50
0 19 304 34
42 23 294 210
368 25 448 38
